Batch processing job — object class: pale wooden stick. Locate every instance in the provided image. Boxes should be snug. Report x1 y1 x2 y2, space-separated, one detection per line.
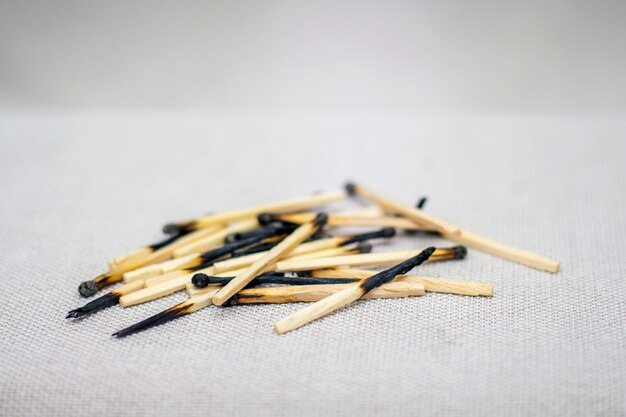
108 225 225 270
348 183 560 273
274 248 436 334
167 190 346 231
211 214 328 306
235 282 424 303
120 274 192 307
275 247 464 271
311 268 492 296
211 236 348 273
187 281 425 302
80 225 226 296
123 253 199 283
172 219 259 258
268 212 428 230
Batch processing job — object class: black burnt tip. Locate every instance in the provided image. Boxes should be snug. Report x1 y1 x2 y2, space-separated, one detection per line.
380 227 396 238
453 245 468 260
191 273 210 288
344 182 357 196
357 242 373 253
313 212 328 227
78 280 99 298
162 223 182 235
257 213 275 226
416 197 428 209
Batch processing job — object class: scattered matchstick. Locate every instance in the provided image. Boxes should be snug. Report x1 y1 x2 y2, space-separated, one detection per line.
274 246 466 272
211 213 329 306
259 212 437 232
163 190 346 234
77 225 224 297
67 280 145 319
191 273 357 288
311 268 493 297
346 182 560 272
274 247 436 334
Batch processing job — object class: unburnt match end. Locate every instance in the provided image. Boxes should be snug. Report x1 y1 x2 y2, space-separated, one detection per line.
346 182 559 273
274 247 437 334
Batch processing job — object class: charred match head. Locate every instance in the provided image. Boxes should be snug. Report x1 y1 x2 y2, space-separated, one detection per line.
66 291 121 319
344 182 357 196
431 245 467 261
162 220 197 235
312 212 328 228
356 242 373 254
78 280 100 297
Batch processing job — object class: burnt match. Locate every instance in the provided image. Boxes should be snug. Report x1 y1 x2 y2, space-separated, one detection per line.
274 247 437 334
346 182 559 272
77 225 224 297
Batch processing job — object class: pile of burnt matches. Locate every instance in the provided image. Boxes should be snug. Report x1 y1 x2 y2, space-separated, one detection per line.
67 182 559 336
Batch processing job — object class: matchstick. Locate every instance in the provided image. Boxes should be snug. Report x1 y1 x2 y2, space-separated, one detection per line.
260 212 436 232
77 225 224 297
274 246 466 272
311 268 493 296
232 282 425 304
113 282 426 338
163 190 346 234
172 219 260 258
191 273 357 288
123 226 291 283
211 228 395 274
346 182 560 273
274 247 436 334
211 213 329 306
66 280 145 319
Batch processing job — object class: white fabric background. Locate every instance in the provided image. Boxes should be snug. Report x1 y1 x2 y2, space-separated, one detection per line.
0 113 625 416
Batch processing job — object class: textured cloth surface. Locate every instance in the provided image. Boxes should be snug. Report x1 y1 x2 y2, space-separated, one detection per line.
0 113 625 416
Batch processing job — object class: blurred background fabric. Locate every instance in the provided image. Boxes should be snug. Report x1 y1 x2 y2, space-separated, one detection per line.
0 2 625 417
1 0 625 114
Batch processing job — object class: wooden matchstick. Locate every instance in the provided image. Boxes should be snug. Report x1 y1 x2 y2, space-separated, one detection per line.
191 273 356 288
77 225 224 297
163 190 346 234
211 213 329 306
211 228 395 274
113 282 426 338
346 183 560 273
274 247 437 334
66 280 145 319
260 212 437 232
274 246 466 272
311 268 493 296
172 219 260 258
123 226 291 283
